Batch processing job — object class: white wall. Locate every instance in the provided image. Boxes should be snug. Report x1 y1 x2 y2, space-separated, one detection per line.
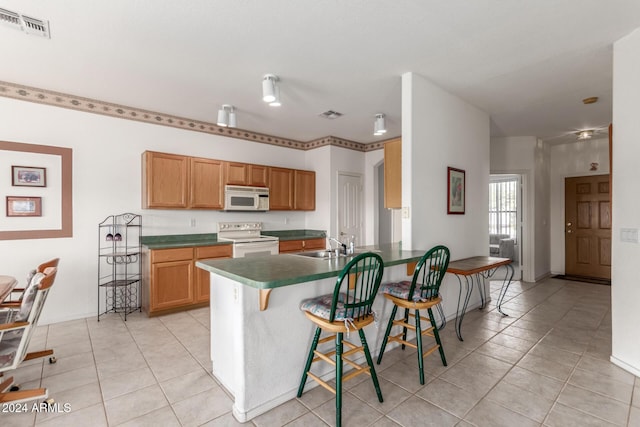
0 97 328 324
549 138 610 274
401 72 490 313
611 28 640 376
403 72 490 256
303 145 331 232
364 150 384 245
534 139 551 280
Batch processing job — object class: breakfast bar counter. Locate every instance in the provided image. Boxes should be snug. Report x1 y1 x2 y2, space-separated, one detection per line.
197 244 426 311
196 244 483 422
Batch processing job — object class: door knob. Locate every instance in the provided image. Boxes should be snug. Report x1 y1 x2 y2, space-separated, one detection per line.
566 222 572 226
567 229 573 233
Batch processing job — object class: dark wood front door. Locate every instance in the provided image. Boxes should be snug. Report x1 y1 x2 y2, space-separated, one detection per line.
565 175 611 280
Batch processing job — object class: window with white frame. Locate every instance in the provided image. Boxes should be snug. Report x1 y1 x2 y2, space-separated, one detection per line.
489 176 518 239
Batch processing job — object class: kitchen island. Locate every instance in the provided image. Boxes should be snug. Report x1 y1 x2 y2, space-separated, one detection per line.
196 244 481 422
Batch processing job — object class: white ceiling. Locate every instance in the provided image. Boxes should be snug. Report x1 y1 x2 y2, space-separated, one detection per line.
2 1 640 144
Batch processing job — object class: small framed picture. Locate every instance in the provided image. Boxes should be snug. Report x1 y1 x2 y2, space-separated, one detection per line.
6 196 42 217
447 167 465 214
12 165 47 187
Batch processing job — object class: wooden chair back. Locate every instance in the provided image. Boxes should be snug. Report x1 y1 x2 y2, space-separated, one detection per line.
0 267 57 372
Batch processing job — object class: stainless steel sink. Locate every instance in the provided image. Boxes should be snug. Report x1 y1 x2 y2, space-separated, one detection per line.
292 249 382 259
292 250 346 259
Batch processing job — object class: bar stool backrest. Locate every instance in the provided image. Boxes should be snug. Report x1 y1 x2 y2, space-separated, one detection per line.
327 252 384 323
408 245 450 301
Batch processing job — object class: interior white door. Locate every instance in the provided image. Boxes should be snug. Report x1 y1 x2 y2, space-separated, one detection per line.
337 172 363 247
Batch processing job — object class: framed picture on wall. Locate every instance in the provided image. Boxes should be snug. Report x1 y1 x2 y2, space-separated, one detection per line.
447 167 465 214
12 165 47 187
6 196 42 217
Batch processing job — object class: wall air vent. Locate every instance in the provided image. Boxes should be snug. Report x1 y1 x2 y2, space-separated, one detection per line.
319 110 343 119
0 7 50 38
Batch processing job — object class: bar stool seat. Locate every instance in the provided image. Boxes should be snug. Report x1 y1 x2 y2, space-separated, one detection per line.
377 245 450 385
297 252 384 427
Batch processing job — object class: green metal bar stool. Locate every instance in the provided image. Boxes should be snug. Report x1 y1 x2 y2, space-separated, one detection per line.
376 245 450 385
297 252 384 427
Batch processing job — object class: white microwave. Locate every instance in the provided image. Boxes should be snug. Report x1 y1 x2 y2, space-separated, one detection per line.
224 185 269 211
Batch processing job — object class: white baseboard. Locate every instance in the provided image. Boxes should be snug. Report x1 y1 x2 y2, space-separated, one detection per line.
610 354 640 377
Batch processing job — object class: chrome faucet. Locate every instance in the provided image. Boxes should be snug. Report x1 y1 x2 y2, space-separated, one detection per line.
329 237 347 254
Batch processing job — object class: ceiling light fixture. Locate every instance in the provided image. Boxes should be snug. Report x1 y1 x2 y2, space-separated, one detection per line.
262 74 280 105
374 113 387 136
576 130 593 140
217 104 236 128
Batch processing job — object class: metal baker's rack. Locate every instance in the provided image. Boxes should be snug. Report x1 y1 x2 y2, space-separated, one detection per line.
97 213 142 320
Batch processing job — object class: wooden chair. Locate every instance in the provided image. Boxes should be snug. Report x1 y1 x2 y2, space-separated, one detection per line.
0 267 57 404
297 252 384 427
376 245 450 385
1 258 60 308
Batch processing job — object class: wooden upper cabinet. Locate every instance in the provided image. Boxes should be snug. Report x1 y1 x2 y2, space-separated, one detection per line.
225 162 248 185
384 138 402 209
269 167 294 210
142 151 313 211
248 164 269 187
190 157 224 209
294 170 316 210
143 151 189 208
225 162 269 187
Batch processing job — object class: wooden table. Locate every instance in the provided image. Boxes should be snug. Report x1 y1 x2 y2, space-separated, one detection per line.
0 275 18 303
446 256 514 340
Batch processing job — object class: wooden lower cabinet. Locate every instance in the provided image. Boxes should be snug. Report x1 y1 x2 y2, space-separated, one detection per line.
194 245 232 303
279 237 326 253
143 244 232 315
151 258 194 310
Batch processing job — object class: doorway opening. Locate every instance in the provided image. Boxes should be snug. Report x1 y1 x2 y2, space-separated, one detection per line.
489 174 523 281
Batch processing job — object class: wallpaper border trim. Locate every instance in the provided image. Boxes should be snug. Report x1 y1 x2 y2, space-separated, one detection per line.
0 81 388 153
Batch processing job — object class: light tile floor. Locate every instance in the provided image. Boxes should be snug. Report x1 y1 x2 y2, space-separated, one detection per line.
2 277 639 426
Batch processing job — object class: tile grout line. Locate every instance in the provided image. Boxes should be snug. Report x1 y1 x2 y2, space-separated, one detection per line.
433 279 572 425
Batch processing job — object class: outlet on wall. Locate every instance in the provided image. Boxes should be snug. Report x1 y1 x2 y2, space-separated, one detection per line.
190 218 196 227
621 228 638 243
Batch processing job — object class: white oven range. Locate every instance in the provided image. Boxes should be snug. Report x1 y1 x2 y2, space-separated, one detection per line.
217 222 279 258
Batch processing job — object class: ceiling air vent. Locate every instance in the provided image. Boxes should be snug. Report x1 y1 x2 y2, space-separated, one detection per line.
319 110 343 119
0 7 50 38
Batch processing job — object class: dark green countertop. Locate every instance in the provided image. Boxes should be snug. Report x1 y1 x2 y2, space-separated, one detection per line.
261 229 326 241
196 244 424 289
141 233 229 249
141 230 326 249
